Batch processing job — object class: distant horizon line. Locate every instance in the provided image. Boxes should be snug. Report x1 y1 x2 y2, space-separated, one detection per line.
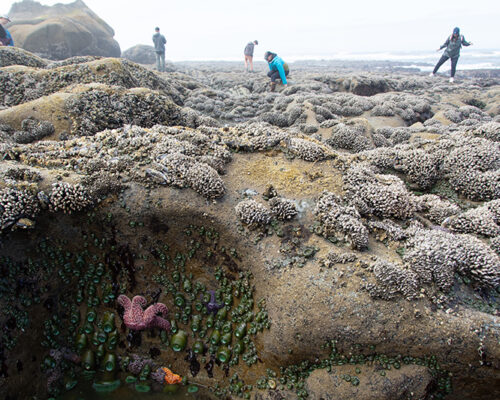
124 48 500 64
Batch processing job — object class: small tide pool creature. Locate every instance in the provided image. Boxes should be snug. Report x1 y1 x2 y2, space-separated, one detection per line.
161 367 182 384
117 295 170 331
203 289 223 314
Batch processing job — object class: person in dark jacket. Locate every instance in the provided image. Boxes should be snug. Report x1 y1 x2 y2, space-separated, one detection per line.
244 40 258 72
264 51 289 91
430 27 472 83
0 15 14 46
0 24 8 46
152 27 167 72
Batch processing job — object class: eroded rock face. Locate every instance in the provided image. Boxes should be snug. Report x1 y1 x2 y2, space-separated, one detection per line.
7 0 120 60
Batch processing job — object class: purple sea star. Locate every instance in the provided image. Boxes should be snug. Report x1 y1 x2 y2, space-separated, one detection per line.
117 294 171 331
203 290 224 315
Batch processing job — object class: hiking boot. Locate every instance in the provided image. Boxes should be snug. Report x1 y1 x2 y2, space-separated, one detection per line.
449 77 454 83
270 82 276 92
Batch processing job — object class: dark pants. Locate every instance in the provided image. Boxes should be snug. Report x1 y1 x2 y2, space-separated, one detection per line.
433 55 459 77
267 69 289 83
155 51 165 72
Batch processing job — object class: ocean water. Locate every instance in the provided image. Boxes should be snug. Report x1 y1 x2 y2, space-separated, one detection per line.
286 49 500 71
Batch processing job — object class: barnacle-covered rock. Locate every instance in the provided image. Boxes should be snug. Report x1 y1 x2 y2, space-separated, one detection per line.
374 127 413 145
12 118 55 144
366 260 419 300
286 137 329 162
314 105 337 121
4 167 42 182
301 124 319 134
368 219 408 241
404 229 500 291
185 162 226 199
447 168 500 201
344 165 416 219
156 152 225 199
444 204 500 237
320 250 357 268
372 132 392 148
80 172 124 200
393 149 441 190
261 112 290 128
414 194 460 224
180 107 220 128
443 137 500 172
313 192 369 250
66 87 181 136
268 197 298 221
326 122 374 152
468 121 500 142
0 46 48 68
48 182 94 214
235 199 272 226
490 236 500 256
444 105 491 124
439 136 500 200
486 199 500 224
363 147 397 170
371 93 432 125
0 57 183 108
0 188 40 232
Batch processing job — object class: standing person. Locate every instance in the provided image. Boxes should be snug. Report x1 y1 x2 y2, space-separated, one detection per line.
0 15 14 46
152 27 167 72
264 51 289 92
429 27 472 83
244 40 258 72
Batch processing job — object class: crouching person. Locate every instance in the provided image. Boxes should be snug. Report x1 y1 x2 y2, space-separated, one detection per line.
264 51 289 91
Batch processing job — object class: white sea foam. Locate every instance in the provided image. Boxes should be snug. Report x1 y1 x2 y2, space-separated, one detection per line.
285 49 500 69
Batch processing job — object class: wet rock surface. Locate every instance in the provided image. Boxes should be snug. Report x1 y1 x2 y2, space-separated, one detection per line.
0 46 499 399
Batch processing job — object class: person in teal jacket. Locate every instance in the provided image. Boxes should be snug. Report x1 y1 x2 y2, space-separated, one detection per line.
264 51 289 91
429 27 472 83
0 15 14 46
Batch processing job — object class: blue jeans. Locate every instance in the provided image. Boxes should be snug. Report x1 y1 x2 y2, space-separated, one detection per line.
155 51 165 72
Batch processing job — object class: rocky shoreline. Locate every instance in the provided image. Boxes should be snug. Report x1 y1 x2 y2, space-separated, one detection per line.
0 45 499 399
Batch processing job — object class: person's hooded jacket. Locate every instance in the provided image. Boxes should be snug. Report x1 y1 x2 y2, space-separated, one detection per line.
267 53 289 85
440 28 471 58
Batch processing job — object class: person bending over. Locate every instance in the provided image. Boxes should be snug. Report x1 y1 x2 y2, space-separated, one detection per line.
264 51 289 91
244 40 258 72
430 27 472 83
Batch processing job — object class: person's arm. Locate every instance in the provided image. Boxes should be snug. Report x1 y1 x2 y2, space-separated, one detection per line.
6 30 13 46
437 37 449 51
462 36 472 46
276 61 287 85
162 35 166 45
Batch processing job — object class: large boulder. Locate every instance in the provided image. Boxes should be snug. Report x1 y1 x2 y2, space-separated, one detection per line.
122 44 156 65
6 0 120 60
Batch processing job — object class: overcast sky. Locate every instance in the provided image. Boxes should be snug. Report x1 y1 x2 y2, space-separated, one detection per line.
5 0 500 61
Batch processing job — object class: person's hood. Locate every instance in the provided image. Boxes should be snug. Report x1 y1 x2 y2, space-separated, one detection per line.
264 51 277 61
